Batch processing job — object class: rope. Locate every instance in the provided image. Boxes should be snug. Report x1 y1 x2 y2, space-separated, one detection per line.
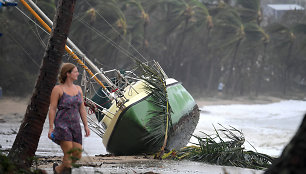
22 9 47 48
89 82 108 99
15 6 49 35
5 32 40 67
18 0 109 90
33 23 47 48
16 3 48 49
160 80 170 152
16 5 51 34
78 18 138 62
83 0 149 62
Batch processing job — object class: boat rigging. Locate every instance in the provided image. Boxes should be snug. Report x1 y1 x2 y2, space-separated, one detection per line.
8 0 200 155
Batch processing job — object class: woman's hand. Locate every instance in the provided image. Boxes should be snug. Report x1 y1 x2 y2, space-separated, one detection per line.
48 128 54 140
84 126 90 137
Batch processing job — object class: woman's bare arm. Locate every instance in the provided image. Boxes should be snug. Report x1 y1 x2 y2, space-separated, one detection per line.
48 85 61 139
77 85 90 137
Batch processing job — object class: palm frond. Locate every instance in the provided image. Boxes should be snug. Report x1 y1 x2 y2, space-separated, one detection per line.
237 0 260 10
267 23 288 33
244 22 265 41
237 0 261 23
165 124 274 170
134 60 172 154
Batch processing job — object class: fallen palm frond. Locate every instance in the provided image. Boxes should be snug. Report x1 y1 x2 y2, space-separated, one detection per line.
135 60 172 157
165 124 274 170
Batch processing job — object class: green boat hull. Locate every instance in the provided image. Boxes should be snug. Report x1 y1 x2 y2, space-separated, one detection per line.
106 82 199 155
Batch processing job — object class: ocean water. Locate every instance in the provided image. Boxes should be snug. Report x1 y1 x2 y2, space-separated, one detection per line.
192 100 306 157
2 100 305 173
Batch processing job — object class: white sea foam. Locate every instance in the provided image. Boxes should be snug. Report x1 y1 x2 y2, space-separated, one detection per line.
191 100 306 157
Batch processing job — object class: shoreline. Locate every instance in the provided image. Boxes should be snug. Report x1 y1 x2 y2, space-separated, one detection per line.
0 96 298 174
0 95 288 125
35 154 156 169
33 155 264 174
0 95 288 115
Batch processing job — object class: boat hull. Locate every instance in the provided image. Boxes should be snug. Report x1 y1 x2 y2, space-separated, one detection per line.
103 81 199 155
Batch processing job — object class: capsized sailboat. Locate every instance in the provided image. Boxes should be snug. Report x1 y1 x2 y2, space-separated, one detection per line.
18 0 200 155
90 66 200 155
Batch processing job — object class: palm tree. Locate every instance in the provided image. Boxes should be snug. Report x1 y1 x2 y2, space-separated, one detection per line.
70 0 127 68
235 0 265 95
236 22 269 95
151 0 196 78
236 0 261 24
212 0 268 95
212 5 246 94
267 23 306 95
184 0 213 90
149 0 212 89
125 0 150 53
8 0 76 168
254 26 269 96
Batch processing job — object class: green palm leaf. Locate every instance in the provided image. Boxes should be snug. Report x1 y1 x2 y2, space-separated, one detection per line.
134 60 172 156
165 124 274 170
237 0 261 23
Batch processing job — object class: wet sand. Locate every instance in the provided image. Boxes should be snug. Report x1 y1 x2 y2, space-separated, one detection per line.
0 97 270 174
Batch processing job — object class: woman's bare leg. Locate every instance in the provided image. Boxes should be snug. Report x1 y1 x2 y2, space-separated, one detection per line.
55 141 73 173
72 142 82 162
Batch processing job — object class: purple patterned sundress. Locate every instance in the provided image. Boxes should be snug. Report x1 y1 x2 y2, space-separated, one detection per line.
52 91 83 145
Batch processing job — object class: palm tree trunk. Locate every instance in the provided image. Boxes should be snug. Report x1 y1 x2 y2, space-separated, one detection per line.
8 0 76 169
206 55 219 93
225 39 241 94
234 59 245 95
142 19 148 57
172 17 189 77
255 43 267 96
265 114 306 174
206 31 220 93
283 43 293 95
204 29 214 92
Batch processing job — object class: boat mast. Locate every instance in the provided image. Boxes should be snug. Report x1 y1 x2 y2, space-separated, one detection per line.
20 0 125 102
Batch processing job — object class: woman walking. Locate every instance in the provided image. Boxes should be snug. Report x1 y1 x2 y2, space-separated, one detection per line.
48 63 90 174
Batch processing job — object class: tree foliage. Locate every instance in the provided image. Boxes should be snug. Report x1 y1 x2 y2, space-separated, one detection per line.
0 0 306 97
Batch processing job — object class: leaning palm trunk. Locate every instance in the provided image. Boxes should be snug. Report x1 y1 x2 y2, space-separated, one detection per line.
8 0 76 168
255 43 267 96
201 26 213 91
265 114 306 173
225 39 242 94
172 17 189 77
282 43 293 95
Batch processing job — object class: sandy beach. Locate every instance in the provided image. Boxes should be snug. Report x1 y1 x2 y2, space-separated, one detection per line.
0 96 290 174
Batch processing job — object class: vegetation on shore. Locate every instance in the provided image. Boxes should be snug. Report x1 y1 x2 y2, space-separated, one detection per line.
1 0 306 97
0 153 45 174
163 124 274 170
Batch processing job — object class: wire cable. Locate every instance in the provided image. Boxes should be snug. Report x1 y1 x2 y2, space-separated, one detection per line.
83 0 149 62
5 32 40 67
15 6 49 35
78 18 138 62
